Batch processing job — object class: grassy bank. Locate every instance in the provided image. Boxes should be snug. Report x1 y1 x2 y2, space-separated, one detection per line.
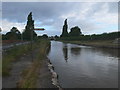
2 40 42 76
2 44 32 76
17 40 50 88
59 40 119 49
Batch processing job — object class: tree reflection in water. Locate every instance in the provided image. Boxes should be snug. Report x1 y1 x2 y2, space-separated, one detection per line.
62 43 68 62
71 47 81 56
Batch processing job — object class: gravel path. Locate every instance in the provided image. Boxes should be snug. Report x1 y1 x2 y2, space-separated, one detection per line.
2 48 56 88
37 58 56 88
2 51 33 88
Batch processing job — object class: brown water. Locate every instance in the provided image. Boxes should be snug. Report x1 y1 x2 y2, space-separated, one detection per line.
48 41 118 88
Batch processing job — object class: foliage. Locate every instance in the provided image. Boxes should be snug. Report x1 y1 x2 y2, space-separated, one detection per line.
54 35 59 38
2 27 21 40
59 19 119 41
69 26 82 37
37 34 48 39
17 40 50 88
60 19 69 37
22 12 37 40
60 19 82 38
2 34 7 40
2 44 31 76
42 34 48 38
58 31 120 41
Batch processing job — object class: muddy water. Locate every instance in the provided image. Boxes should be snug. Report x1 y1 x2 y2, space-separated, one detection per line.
48 41 118 88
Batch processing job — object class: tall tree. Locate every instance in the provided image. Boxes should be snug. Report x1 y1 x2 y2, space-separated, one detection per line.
60 19 68 37
22 12 37 40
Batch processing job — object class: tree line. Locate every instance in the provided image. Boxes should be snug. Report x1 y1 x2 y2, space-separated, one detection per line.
58 32 120 41
2 27 48 40
2 12 48 41
58 19 119 41
60 19 82 37
2 14 119 41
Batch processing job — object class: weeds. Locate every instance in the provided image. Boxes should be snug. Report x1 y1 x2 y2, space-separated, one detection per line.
17 40 50 88
3 44 31 76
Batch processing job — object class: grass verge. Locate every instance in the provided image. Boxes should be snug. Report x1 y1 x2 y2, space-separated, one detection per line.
17 40 50 88
60 40 119 49
2 42 38 76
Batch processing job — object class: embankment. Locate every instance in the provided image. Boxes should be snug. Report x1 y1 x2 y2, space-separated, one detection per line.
60 40 120 49
2 40 59 88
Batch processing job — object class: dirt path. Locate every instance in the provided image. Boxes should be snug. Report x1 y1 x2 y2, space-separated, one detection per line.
37 58 56 88
2 48 55 88
2 50 34 88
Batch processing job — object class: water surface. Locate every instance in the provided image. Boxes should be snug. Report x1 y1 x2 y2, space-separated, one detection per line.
48 41 118 88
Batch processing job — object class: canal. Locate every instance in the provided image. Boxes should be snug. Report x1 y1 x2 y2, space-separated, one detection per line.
48 41 118 88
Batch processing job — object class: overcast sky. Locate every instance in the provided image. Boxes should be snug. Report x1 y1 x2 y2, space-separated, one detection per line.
1 1 118 36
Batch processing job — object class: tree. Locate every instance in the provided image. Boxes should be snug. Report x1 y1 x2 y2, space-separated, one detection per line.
54 35 59 38
42 34 48 38
2 34 7 40
69 26 82 37
22 12 37 40
60 19 68 37
5 27 21 40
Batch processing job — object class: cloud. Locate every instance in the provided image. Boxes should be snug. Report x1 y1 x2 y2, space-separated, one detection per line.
2 2 118 36
59 2 118 34
2 0 119 2
1 19 25 33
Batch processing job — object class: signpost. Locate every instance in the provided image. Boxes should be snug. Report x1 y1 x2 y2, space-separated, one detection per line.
34 28 45 31
30 27 45 62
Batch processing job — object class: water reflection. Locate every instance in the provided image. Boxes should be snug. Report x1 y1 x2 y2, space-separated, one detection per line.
71 47 81 56
88 47 119 59
62 43 68 62
48 41 118 88
98 48 119 59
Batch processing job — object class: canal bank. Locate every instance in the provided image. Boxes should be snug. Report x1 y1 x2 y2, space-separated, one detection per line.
2 40 58 88
58 40 120 49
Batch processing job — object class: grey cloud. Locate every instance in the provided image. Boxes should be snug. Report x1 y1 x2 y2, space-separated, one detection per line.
2 2 77 22
2 2 117 35
107 2 118 13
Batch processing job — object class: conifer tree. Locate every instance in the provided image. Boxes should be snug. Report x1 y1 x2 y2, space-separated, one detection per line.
23 12 37 40
60 19 68 37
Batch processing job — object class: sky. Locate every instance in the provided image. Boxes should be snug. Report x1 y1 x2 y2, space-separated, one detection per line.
1 1 118 36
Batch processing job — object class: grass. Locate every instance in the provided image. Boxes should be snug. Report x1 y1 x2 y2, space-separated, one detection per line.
17 40 50 88
17 61 40 88
60 40 119 48
2 44 32 76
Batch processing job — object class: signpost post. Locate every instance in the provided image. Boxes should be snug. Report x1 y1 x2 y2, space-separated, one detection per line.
31 28 45 62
